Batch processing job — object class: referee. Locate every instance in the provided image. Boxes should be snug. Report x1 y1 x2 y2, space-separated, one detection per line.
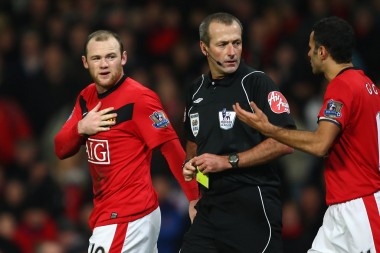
181 12 296 253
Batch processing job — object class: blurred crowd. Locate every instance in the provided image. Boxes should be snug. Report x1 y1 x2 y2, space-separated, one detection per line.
0 0 379 252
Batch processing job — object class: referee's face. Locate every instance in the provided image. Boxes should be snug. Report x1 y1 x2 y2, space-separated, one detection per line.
206 20 242 79
82 37 127 94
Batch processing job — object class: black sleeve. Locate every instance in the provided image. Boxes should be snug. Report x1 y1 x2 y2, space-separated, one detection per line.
248 73 296 129
183 77 202 142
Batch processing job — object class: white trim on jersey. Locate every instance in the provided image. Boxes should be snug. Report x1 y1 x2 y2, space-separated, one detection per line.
240 71 264 113
257 186 272 253
188 75 205 118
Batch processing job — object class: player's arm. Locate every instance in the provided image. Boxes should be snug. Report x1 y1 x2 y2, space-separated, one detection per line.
182 140 198 181
54 101 87 159
233 101 340 157
54 121 85 160
55 101 116 159
160 139 199 201
159 139 199 222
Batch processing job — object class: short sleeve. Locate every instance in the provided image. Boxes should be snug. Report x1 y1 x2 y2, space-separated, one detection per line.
318 79 352 129
249 73 295 129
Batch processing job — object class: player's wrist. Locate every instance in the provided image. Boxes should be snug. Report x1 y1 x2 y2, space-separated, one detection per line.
77 121 87 137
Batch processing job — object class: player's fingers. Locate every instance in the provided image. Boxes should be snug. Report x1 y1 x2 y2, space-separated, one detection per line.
100 107 115 115
232 102 240 112
92 102 102 112
183 165 194 175
234 103 248 121
234 103 246 117
99 121 113 127
97 126 111 132
183 169 195 181
102 113 117 121
249 101 260 114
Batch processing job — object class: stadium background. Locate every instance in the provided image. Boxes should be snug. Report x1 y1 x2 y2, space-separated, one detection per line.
0 0 379 252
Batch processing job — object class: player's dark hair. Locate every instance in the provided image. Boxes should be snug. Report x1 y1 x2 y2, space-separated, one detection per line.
84 30 124 57
199 12 243 46
312 16 354 64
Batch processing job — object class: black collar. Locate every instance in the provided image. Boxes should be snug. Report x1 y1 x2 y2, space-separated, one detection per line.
98 74 128 99
336 66 356 77
205 62 245 87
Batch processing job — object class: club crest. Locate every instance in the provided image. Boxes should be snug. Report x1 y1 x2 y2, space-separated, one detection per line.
219 108 236 130
150 111 170 128
190 113 199 137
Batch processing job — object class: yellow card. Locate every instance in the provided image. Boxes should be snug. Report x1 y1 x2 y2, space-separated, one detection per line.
196 166 209 189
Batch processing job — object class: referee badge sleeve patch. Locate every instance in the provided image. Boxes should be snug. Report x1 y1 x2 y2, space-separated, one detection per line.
267 91 290 114
323 99 343 118
190 113 199 137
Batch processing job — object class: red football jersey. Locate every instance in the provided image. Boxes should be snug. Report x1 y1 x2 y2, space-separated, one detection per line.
55 76 198 229
318 68 380 205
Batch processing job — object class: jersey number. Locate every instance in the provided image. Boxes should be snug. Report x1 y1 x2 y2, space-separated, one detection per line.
89 243 105 253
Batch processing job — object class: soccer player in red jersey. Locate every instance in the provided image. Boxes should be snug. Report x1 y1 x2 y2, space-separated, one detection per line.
54 30 199 252
234 16 380 253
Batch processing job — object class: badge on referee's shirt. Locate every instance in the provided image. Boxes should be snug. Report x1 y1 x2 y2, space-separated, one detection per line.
219 108 236 130
190 113 199 137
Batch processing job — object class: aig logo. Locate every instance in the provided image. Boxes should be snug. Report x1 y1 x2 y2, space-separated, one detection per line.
86 138 110 164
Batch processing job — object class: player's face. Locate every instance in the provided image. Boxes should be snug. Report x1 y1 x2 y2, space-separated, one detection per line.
206 21 242 79
82 37 127 93
307 32 322 74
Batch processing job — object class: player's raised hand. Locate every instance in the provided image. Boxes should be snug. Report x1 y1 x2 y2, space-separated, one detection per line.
233 102 272 136
78 102 117 135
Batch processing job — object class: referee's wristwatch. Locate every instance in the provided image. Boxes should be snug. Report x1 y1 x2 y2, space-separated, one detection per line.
228 153 239 168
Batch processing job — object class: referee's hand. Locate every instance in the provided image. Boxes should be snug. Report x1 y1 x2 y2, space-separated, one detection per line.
183 159 197 181
193 153 231 173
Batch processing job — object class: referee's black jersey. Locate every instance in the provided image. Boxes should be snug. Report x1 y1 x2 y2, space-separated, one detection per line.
184 62 295 195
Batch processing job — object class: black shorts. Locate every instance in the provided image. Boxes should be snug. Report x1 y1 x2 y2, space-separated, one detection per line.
180 185 283 253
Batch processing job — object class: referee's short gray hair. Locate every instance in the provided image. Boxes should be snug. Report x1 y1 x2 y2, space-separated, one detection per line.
199 12 243 46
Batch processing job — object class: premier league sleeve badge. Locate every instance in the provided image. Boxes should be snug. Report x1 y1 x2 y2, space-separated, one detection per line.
324 99 343 118
150 111 170 128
